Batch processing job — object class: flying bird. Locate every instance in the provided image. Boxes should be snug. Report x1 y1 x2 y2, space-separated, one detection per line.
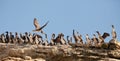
33 18 49 34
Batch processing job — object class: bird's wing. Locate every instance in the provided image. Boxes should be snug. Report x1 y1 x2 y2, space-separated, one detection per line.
38 21 49 30
34 18 40 29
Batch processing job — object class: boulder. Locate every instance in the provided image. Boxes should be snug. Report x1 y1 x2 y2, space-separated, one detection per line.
108 50 120 59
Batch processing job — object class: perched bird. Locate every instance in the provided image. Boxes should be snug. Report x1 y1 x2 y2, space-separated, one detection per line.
33 18 49 34
1 33 6 43
50 33 55 46
85 34 92 47
78 34 83 45
60 33 67 45
67 36 72 45
5 31 10 43
10 32 14 43
91 34 99 47
24 32 30 44
96 31 110 43
34 35 39 45
29 32 33 44
54 34 62 45
73 30 83 44
43 34 49 46
112 25 117 39
14 32 19 44
96 31 104 43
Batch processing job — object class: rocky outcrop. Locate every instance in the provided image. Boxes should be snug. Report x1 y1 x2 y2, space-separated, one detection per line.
0 43 120 61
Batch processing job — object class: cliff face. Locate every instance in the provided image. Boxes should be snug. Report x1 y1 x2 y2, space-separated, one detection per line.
0 43 120 61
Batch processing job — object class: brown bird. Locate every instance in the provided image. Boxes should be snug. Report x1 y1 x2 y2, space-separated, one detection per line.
96 31 110 47
85 34 92 47
112 25 117 39
73 30 83 44
60 33 67 45
91 34 99 47
33 18 49 34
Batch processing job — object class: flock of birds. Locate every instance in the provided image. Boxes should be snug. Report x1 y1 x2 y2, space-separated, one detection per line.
0 18 118 48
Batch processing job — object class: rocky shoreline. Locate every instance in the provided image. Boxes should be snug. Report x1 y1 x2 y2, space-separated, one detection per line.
0 43 120 61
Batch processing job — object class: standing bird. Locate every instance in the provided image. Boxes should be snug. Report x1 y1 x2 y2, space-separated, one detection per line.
60 33 67 45
91 34 99 47
96 31 110 47
85 34 92 47
67 36 72 45
5 31 10 43
50 33 55 46
43 34 49 46
73 30 83 44
10 32 14 43
33 18 49 34
112 25 117 39
96 31 104 44
29 32 33 44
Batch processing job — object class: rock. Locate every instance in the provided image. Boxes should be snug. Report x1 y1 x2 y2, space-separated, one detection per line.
101 43 108 49
24 56 32 60
108 39 120 49
108 50 120 59
8 48 24 57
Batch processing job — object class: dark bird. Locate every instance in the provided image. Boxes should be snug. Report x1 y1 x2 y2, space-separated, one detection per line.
67 36 72 45
5 31 10 43
112 25 117 39
43 34 49 46
96 31 110 47
33 18 49 34
54 33 62 45
10 32 14 43
50 33 55 46
14 32 19 44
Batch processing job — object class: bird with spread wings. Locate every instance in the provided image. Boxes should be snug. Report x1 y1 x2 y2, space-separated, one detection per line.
33 18 49 34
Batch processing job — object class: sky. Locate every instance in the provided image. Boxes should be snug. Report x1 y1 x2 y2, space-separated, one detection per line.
0 0 120 42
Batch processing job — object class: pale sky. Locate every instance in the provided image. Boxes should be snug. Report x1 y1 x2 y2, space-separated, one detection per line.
0 0 120 42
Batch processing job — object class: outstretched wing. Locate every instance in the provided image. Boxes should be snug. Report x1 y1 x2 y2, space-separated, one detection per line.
38 21 49 30
34 18 40 29
102 32 110 38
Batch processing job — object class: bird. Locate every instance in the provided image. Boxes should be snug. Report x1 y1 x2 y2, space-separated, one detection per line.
24 32 29 44
50 33 55 46
67 36 72 45
91 34 99 47
5 31 10 43
43 34 49 46
33 18 49 34
96 31 104 43
96 31 110 43
85 34 92 47
28 32 33 44
60 33 67 45
96 31 110 47
77 34 83 45
1 33 6 43
73 30 79 44
112 25 117 39
14 32 19 44
54 33 62 45
10 32 14 43
73 30 83 44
